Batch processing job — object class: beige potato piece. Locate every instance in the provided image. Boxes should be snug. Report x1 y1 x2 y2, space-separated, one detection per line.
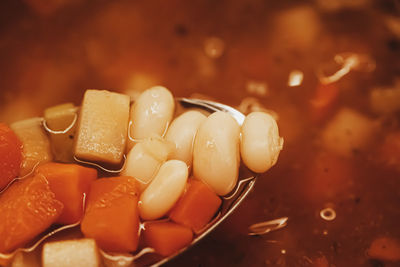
74 90 130 165
11 251 40 267
370 86 400 115
165 111 207 168
42 238 100 267
121 137 174 191
193 111 240 196
10 117 52 176
129 86 174 144
273 6 321 51
44 103 78 162
139 160 188 220
322 108 378 157
241 112 283 173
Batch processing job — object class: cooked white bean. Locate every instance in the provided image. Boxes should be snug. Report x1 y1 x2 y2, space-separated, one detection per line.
240 111 283 173
193 111 240 196
139 160 188 220
129 86 175 141
165 111 206 168
121 138 174 191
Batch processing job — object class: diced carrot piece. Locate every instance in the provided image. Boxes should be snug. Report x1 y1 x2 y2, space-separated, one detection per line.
368 237 400 262
81 176 140 252
35 163 97 224
310 83 339 123
0 174 63 253
170 179 221 231
313 255 329 267
143 221 193 257
0 123 22 190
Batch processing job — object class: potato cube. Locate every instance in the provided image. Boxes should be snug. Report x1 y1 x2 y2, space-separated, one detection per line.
44 103 78 162
74 90 130 165
321 108 378 157
10 118 52 176
370 86 400 115
11 251 40 267
42 238 100 267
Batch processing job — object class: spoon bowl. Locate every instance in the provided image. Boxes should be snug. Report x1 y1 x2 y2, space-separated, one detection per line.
0 98 257 267
102 98 257 266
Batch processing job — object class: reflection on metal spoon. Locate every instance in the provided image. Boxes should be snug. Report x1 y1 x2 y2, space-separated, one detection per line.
248 217 289 236
42 112 78 135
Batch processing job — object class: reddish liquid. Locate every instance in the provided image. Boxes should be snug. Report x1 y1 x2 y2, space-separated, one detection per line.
0 1 399 266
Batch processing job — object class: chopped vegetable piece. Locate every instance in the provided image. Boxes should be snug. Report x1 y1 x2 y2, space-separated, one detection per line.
165 111 207 168
0 174 63 253
321 108 377 157
378 131 400 171
193 111 240 196
143 221 193 257
170 179 221 231
275 6 320 50
139 160 188 220
42 238 100 267
370 86 400 115
368 237 400 262
129 86 174 144
121 137 174 191
44 103 78 162
11 251 40 267
240 111 283 173
35 163 97 224
74 90 130 165
81 176 140 252
0 123 22 190
10 118 52 176
310 83 339 123
313 255 329 267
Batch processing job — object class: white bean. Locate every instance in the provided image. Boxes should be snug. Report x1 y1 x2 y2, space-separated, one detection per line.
129 86 175 141
121 138 174 191
165 111 206 168
193 111 240 196
240 111 283 173
139 160 188 220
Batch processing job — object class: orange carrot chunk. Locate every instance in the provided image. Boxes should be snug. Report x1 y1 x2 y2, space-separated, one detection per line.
0 123 22 190
0 174 63 253
368 237 400 262
310 83 339 123
313 255 329 267
81 176 140 252
35 163 97 224
143 221 193 257
169 179 221 232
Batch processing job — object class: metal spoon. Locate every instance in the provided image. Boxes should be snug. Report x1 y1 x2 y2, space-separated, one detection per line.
0 98 258 267
102 98 258 267
157 98 257 265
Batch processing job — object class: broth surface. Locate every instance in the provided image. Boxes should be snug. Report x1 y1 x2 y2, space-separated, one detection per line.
0 0 399 266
